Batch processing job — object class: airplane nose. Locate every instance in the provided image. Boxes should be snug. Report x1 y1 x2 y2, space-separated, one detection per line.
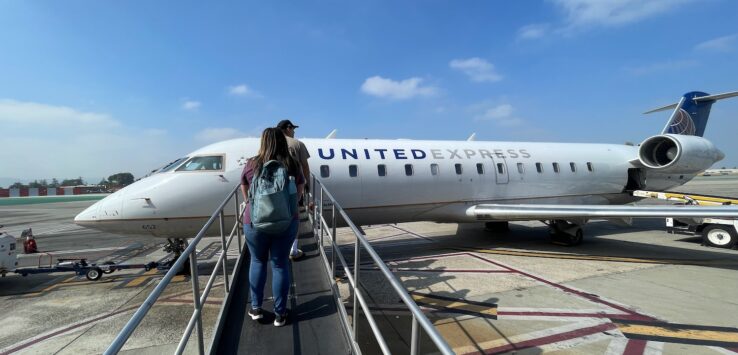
74 203 99 225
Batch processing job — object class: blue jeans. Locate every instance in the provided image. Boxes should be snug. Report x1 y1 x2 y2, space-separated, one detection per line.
244 220 298 315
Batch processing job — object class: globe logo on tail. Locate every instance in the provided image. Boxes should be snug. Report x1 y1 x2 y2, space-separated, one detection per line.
667 108 696 136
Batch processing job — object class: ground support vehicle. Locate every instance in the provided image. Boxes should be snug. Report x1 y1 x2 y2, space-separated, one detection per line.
14 259 163 281
633 190 738 249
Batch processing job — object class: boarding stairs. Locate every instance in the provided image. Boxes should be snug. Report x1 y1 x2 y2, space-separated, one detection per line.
104 175 454 354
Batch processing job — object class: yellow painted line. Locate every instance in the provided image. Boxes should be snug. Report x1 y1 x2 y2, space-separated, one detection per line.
615 322 738 343
412 294 497 316
171 275 187 283
127 269 157 287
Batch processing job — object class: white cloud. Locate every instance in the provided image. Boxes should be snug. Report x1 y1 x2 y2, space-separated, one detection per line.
449 58 502 83
695 34 738 52
519 1 693 40
623 59 697 76
552 0 692 31
518 24 550 40
472 102 523 127
360 76 438 100
228 84 262 98
182 100 201 111
0 100 120 127
0 99 189 180
195 127 246 143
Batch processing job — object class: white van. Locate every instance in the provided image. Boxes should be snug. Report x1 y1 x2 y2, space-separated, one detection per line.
0 226 18 276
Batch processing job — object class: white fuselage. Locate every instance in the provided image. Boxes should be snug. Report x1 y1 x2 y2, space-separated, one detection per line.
74 138 693 237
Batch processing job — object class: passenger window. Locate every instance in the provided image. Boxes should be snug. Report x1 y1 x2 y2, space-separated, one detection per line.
405 164 414 176
497 163 505 174
570 162 577 172
176 155 224 171
455 163 463 175
587 162 594 172
377 164 387 177
553 162 560 173
9 243 15 251
430 164 439 176
517 162 524 174
349 165 358 177
320 165 330 178
476 163 484 174
536 162 543 173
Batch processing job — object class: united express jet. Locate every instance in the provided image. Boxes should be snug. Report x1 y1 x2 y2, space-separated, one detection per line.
75 91 738 253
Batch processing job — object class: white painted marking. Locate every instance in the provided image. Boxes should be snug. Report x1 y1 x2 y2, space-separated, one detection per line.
644 341 664 355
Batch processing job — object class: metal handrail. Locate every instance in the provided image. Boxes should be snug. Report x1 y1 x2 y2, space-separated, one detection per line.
105 183 245 355
310 175 455 355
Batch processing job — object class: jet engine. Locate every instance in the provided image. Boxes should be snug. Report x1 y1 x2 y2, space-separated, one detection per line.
638 134 724 173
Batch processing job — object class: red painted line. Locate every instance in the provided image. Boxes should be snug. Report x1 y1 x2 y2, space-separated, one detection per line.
466 253 659 321
726 348 738 354
467 322 617 355
0 305 139 355
362 267 513 274
497 311 652 321
622 339 647 355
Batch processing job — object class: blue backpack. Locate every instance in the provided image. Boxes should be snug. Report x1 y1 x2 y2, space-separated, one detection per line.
248 160 297 234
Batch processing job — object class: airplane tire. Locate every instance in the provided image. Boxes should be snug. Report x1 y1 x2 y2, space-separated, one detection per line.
702 225 737 249
550 228 583 246
485 222 509 233
86 268 103 281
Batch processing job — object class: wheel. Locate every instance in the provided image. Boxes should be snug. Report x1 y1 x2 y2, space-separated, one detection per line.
550 228 583 246
485 221 509 232
102 261 116 274
86 267 102 281
702 224 737 249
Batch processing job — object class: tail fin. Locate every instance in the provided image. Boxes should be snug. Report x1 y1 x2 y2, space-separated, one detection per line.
644 90 738 137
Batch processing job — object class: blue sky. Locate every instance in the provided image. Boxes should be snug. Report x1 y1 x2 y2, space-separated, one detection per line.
1 0 737 183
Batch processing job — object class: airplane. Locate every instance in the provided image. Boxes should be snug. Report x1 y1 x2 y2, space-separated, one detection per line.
74 90 738 257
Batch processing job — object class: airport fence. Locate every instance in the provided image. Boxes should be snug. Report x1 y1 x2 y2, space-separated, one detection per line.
105 183 245 355
310 174 454 355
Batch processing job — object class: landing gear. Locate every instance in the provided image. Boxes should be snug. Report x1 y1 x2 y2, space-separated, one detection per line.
547 220 584 246
485 221 510 233
164 238 191 275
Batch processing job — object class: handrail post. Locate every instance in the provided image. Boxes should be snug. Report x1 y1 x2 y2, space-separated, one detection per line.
189 250 205 354
410 315 419 355
352 238 361 338
234 191 242 251
331 203 337 278
219 210 230 293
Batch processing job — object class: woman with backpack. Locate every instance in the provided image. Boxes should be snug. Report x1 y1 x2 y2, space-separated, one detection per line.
241 127 304 327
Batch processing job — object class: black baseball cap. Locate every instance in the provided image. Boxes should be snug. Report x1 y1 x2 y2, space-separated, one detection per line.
277 119 299 129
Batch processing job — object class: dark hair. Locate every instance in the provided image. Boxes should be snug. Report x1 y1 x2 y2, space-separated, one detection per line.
252 127 299 175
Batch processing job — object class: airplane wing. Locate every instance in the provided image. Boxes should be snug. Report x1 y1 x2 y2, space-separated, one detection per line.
467 204 738 221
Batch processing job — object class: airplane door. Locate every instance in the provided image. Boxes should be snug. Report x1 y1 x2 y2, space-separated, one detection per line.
491 157 509 184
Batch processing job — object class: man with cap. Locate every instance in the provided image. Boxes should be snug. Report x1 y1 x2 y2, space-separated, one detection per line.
277 119 310 260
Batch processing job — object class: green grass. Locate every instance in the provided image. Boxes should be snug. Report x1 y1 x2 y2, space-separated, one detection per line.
0 194 108 206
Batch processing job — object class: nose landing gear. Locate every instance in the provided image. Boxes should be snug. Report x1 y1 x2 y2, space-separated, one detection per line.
164 238 192 275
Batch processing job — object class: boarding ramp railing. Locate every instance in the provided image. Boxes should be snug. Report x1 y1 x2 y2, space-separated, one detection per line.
105 184 245 355
310 174 454 355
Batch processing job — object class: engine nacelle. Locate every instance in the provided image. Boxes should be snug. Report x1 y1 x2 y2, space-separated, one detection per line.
638 134 725 173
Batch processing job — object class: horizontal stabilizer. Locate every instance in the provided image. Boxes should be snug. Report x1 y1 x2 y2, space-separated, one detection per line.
468 204 738 221
694 90 738 102
643 103 678 115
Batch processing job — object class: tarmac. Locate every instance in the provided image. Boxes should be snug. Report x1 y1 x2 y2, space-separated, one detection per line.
0 176 737 354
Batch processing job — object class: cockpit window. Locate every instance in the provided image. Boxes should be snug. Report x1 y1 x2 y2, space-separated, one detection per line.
159 157 189 173
176 155 224 171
